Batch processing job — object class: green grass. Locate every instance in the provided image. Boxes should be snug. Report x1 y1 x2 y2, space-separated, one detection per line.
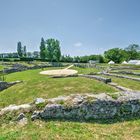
0 68 116 107
0 118 140 140
0 65 4 70
1 65 140 140
72 67 100 74
101 75 140 90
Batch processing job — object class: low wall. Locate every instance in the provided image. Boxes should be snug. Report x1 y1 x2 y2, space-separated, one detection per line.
0 81 22 91
79 74 111 83
111 71 140 76
37 92 140 120
2 63 64 74
102 72 140 82
1 92 140 121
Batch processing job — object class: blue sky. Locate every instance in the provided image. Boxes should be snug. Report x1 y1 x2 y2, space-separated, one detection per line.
0 0 140 56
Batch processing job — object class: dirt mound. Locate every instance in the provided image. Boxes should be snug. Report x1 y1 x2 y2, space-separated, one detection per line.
40 69 78 77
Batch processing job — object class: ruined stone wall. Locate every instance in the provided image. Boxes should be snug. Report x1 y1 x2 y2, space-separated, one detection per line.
0 81 21 91
1 92 140 121
38 93 140 120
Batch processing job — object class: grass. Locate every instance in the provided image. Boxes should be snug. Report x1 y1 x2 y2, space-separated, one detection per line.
0 118 140 140
0 68 116 107
101 75 140 90
0 65 140 140
0 65 4 70
72 67 100 74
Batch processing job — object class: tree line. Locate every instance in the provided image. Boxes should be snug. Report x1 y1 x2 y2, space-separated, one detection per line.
1 38 140 63
104 44 140 63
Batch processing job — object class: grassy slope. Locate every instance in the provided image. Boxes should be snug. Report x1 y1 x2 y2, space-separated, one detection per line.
0 119 140 140
0 68 116 107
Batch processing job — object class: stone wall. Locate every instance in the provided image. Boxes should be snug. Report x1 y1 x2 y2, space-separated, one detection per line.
111 71 140 76
102 72 140 82
0 81 22 91
79 74 111 83
1 91 140 121
2 63 64 74
37 92 140 120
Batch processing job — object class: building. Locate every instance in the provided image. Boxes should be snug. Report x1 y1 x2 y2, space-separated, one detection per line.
122 61 128 64
128 60 140 65
108 60 115 64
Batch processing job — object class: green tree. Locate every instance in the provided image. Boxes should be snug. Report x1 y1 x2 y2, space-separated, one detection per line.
104 48 128 63
125 44 140 60
46 39 61 62
40 38 46 59
17 42 23 57
23 46 27 57
53 40 61 61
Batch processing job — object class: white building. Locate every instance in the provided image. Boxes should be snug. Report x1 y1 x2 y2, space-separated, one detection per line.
108 60 115 64
128 60 140 65
122 61 128 64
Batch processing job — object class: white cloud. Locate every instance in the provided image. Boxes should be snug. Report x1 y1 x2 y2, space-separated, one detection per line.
74 42 83 47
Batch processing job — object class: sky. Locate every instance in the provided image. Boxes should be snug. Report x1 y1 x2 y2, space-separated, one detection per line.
0 0 140 56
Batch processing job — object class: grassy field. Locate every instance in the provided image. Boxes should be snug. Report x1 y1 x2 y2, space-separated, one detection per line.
0 118 140 140
72 67 100 74
0 65 4 70
0 67 116 107
0 65 140 140
102 75 140 90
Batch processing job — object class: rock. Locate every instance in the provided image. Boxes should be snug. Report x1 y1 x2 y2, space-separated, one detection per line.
47 96 68 103
0 104 32 115
0 81 22 91
17 113 26 121
35 98 45 105
31 111 40 121
1 91 140 122
38 92 140 120
79 74 111 83
18 117 28 126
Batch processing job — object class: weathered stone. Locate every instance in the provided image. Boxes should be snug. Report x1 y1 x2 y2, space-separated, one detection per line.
0 81 22 91
0 104 32 115
79 74 111 83
31 111 40 121
35 98 45 105
1 91 140 121
17 113 26 121
18 117 28 126
38 92 140 120
102 72 140 82
111 71 140 76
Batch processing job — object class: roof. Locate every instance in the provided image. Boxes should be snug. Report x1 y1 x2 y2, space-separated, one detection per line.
128 60 140 65
108 60 115 64
122 61 128 64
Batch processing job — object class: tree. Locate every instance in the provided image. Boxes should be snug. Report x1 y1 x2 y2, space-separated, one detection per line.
40 38 46 59
53 40 61 61
23 46 27 57
125 44 140 60
104 48 128 63
17 42 23 57
46 39 61 62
